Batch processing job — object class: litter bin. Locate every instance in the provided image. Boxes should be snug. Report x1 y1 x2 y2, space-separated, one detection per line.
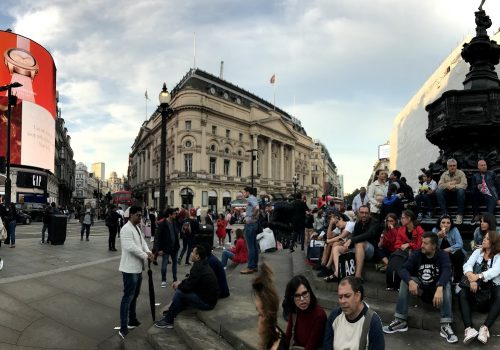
194 224 214 248
48 214 68 245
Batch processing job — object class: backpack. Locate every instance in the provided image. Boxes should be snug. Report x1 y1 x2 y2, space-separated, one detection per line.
105 212 112 227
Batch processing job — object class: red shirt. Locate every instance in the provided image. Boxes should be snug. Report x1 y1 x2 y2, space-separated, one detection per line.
381 227 399 253
230 238 248 264
285 304 327 350
394 225 424 251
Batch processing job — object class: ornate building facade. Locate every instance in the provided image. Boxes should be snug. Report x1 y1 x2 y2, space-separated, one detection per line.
129 69 340 211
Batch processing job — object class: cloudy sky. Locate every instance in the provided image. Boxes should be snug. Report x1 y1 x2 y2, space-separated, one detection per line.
2 0 499 193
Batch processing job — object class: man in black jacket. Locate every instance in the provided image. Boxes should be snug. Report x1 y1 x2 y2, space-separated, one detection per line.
154 208 180 288
154 245 219 329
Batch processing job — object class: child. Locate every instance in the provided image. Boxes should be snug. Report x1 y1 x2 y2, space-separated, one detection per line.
216 213 227 248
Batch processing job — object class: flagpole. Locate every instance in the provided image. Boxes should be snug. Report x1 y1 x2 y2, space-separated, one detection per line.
273 83 276 110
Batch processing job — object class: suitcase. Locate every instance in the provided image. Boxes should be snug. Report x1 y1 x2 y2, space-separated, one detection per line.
307 239 324 262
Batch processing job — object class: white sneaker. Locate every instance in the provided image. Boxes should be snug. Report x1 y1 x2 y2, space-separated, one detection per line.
440 323 458 343
463 327 478 345
455 215 463 225
161 281 167 288
477 325 489 344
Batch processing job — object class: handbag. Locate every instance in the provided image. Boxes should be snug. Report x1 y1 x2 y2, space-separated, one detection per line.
0 218 7 241
338 252 356 279
289 313 305 350
307 239 324 262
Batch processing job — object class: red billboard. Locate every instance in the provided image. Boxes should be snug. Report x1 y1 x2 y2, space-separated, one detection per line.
0 31 56 173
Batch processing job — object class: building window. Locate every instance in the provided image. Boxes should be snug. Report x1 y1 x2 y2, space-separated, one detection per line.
225 147 230 154
239 133 243 141
185 140 192 148
224 159 230 175
185 121 191 130
226 129 230 138
212 125 217 135
237 161 242 177
210 144 216 152
238 150 242 156
184 154 193 173
202 191 208 206
209 157 216 174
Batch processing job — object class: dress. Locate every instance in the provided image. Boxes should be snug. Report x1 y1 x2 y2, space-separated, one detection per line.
216 219 227 239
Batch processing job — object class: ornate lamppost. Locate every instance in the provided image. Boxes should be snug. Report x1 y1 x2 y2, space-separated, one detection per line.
158 83 172 213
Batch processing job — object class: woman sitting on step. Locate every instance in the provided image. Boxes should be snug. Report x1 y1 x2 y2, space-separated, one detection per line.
432 214 466 284
458 231 500 345
282 275 327 349
471 212 498 250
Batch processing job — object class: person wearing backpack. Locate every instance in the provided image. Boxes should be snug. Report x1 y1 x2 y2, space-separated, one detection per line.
323 276 384 349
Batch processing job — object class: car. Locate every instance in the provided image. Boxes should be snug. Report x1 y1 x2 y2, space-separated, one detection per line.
17 203 47 222
16 210 31 225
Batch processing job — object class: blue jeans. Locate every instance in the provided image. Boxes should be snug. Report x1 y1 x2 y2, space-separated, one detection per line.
472 190 497 215
7 220 16 245
161 251 178 282
221 250 234 267
244 222 259 269
395 279 453 324
162 289 214 324
120 272 142 333
436 188 465 215
80 223 91 239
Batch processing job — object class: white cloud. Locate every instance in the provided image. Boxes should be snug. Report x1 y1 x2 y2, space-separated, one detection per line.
3 0 500 192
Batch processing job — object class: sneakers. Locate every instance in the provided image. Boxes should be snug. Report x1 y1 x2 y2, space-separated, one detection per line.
440 323 458 343
470 215 480 226
154 319 174 329
240 268 256 274
477 325 489 344
455 215 463 225
463 327 478 345
161 281 167 288
118 330 128 339
417 212 423 221
383 319 408 334
128 319 141 329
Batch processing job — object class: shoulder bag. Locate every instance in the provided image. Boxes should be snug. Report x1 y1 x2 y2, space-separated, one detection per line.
289 313 305 350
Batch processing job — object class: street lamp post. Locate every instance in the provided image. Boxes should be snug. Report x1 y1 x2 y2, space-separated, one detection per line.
158 83 172 213
0 82 23 205
293 174 298 197
246 149 258 193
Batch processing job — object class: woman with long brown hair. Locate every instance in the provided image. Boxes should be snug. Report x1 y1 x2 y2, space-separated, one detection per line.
458 231 500 345
252 263 288 349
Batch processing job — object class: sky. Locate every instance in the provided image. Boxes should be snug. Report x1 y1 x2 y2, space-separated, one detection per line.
1 0 500 194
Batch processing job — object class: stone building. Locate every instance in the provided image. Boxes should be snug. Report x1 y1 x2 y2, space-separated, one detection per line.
55 113 76 206
129 69 340 211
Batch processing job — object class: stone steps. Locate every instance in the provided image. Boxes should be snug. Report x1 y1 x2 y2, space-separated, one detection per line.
295 251 500 335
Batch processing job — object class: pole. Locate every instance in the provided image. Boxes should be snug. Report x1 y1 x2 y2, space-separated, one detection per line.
159 107 167 213
5 86 13 205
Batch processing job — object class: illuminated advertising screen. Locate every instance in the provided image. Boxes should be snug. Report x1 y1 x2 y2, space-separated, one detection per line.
0 31 56 173
378 144 390 160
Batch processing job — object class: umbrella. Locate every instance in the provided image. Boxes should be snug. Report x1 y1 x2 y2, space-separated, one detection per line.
147 260 156 321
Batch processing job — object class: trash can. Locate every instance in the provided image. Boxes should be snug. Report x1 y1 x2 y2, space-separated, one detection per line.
194 224 214 249
48 214 68 245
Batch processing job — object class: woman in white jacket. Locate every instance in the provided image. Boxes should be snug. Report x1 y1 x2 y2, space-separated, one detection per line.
367 170 388 218
458 231 500 345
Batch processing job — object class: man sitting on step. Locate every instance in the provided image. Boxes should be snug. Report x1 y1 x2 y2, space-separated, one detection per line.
383 232 458 344
154 245 219 329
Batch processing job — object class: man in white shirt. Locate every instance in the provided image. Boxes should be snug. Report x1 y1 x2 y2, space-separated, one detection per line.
352 187 369 214
118 206 153 339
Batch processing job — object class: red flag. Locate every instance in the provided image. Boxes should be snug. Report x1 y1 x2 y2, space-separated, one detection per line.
270 74 276 84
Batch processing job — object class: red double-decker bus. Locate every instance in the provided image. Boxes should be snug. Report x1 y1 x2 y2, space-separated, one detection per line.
112 190 133 208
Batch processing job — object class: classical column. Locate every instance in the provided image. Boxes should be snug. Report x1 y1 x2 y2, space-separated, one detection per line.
174 122 180 171
280 143 285 181
200 118 207 171
253 134 258 179
291 147 295 180
267 138 272 179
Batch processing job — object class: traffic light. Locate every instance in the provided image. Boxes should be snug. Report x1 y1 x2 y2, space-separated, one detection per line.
0 156 5 174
